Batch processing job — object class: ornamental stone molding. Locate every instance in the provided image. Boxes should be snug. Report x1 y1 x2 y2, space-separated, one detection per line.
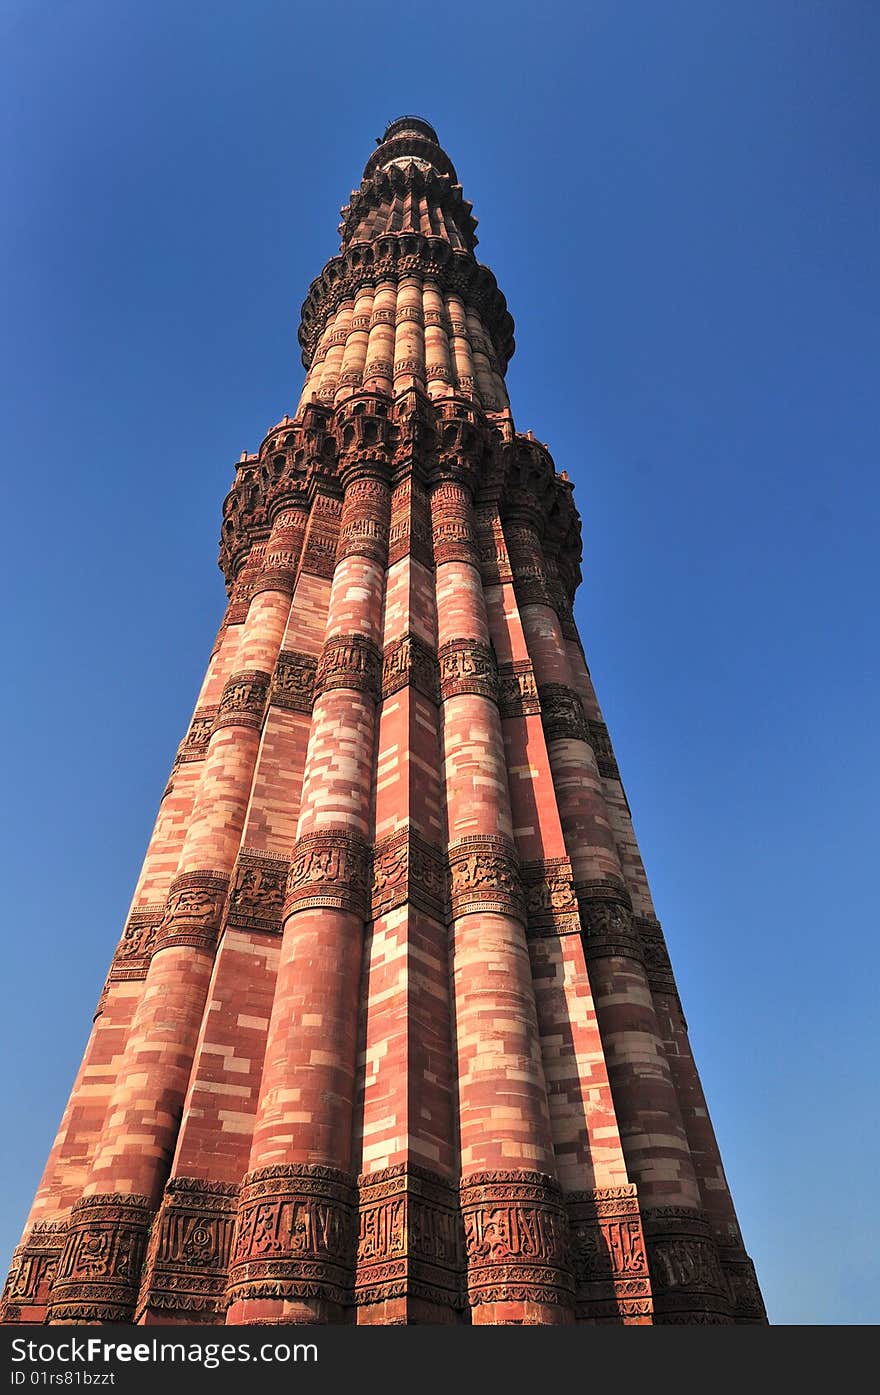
48 1194 153 1324
285 829 371 920
227 1165 357 1310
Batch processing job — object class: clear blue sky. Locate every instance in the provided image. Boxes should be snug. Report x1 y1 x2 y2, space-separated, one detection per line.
1 1 877 1326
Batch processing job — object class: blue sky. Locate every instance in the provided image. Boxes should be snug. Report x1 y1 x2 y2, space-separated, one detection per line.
1 1 877 1325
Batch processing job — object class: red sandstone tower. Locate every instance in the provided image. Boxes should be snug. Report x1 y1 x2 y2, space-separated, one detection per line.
1 118 765 1327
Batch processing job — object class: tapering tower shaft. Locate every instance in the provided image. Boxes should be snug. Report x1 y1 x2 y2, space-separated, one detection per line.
1 117 764 1329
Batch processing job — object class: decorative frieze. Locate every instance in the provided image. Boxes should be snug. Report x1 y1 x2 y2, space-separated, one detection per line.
566 1184 653 1324
215 670 270 732
538 683 589 744
285 830 371 919
355 1165 465 1309
475 506 514 585
226 850 289 935
497 660 540 719
337 477 391 565
438 637 498 703
175 708 217 764
138 1177 238 1318
641 1206 731 1323
576 881 643 963
315 635 382 701
388 477 433 569
430 480 480 566
382 633 440 703
448 836 524 924
108 903 165 981
0 1222 66 1323
459 1170 574 1310
153 871 230 956
227 1164 357 1309
363 358 394 383
720 1251 767 1324
48 1193 153 1324
270 650 317 714
371 828 446 921
520 858 580 937
635 916 677 995
588 718 619 779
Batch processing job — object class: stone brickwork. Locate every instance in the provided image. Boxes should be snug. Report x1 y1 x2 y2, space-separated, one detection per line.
1 116 765 1329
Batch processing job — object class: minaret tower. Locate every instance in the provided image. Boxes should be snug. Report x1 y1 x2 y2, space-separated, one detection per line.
1 117 765 1327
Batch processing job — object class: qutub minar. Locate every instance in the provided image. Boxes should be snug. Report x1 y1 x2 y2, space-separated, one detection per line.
2 118 765 1327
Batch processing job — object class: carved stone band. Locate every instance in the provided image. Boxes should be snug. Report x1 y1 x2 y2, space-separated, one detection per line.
227 850 289 936
215 670 270 732
520 858 580 937
109 903 165 981
576 882 643 963
153 871 230 956
371 828 446 922
285 830 371 919
314 635 381 701
587 719 619 779
538 683 590 744
48 1193 153 1324
270 650 317 714
382 633 440 703
640 1206 732 1323
438 638 498 703
175 708 217 764
227 1164 357 1309
0 1222 67 1322
431 521 480 568
635 917 677 995
337 477 391 565
719 1252 767 1323
459 1170 574 1309
138 1177 239 1319
497 661 540 719
566 1184 653 1325
356 1165 465 1309
300 530 339 580
252 518 306 596
448 836 525 924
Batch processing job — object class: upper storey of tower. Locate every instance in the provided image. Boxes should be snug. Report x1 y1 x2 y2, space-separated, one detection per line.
339 117 478 253
296 118 515 408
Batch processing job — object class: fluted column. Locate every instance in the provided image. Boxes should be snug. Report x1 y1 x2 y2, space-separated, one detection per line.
354 396 462 1324
445 293 477 400
316 300 354 402
335 287 375 403
476 500 652 1324
430 450 574 1326
557 586 765 1323
362 280 396 395
422 281 453 400
226 410 391 1325
508 512 732 1324
45 510 299 1324
393 276 425 394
